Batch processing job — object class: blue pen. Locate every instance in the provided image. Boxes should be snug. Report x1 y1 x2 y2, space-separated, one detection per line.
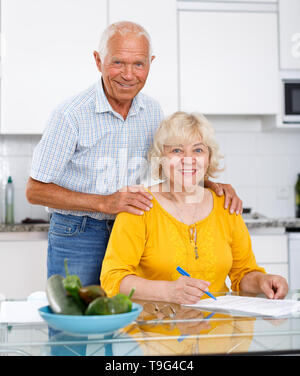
176 266 217 300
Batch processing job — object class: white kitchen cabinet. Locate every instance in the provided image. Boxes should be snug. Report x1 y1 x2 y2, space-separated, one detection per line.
226 232 289 291
251 234 289 281
0 233 47 299
179 10 279 114
258 264 289 281
108 0 178 116
279 0 300 70
1 0 107 134
288 233 300 290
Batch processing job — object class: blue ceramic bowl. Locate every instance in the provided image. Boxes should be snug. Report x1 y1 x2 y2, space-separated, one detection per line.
38 303 143 336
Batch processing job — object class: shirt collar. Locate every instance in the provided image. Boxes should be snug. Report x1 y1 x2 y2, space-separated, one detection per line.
95 78 145 117
95 79 112 114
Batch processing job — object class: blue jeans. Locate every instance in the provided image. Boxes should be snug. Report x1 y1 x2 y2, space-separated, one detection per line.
47 213 115 286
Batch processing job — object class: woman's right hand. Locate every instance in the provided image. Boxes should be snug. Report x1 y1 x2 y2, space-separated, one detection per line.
169 276 211 305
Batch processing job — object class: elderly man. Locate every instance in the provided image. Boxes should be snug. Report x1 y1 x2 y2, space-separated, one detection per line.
26 21 242 286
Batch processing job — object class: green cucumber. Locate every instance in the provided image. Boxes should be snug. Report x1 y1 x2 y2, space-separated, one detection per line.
46 274 83 315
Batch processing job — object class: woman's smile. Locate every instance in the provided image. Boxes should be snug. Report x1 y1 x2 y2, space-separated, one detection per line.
179 168 197 175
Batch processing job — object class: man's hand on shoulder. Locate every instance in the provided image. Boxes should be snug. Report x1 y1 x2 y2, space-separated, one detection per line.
102 185 153 216
204 180 243 215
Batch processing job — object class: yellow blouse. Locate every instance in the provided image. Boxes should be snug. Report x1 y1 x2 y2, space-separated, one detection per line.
100 189 265 297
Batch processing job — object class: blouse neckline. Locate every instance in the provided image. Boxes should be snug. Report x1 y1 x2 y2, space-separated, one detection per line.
149 188 216 228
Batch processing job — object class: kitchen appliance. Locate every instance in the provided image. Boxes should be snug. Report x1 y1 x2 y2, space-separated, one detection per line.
288 231 300 289
283 80 300 123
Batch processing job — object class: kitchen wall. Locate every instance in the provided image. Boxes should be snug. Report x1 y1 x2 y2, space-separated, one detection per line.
1 115 300 223
210 116 300 218
0 135 49 223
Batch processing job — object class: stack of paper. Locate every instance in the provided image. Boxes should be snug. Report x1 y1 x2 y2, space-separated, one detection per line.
184 295 300 317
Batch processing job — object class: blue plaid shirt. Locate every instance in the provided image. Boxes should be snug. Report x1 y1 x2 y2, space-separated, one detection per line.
31 80 164 219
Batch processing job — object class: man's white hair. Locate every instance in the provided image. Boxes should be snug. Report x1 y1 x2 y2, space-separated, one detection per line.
98 21 153 61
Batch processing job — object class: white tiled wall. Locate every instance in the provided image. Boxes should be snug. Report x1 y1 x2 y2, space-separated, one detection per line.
210 116 300 218
0 135 48 223
0 116 300 223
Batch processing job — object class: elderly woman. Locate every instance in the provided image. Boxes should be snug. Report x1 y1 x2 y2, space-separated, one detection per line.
100 112 288 304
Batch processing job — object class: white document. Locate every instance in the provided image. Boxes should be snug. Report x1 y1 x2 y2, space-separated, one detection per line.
184 295 300 317
0 300 47 324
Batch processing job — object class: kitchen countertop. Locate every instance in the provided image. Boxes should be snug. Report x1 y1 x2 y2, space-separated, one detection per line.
0 223 50 232
244 217 300 230
1 217 300 232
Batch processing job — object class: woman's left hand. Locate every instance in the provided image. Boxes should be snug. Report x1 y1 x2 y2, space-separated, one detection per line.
204 180 243 215
258 274 289 299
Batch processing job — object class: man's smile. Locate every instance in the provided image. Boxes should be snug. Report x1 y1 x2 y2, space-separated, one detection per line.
115 81 137 89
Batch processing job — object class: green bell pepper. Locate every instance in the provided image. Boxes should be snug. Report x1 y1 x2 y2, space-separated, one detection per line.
84 288 135 315
84 296 111 315
111 288 135 314
62 258 85 312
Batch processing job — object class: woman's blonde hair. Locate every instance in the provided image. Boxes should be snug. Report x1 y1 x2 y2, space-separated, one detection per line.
148 111 223 180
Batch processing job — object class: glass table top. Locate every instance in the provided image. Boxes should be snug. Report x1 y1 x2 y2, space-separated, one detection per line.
1 291 300 356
